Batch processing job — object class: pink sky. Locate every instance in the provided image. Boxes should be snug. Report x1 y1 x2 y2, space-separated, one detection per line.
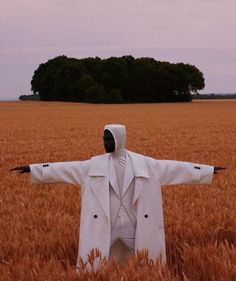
1 0 236 99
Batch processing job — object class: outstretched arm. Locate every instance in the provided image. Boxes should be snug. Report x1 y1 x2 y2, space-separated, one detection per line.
150 159 225 186
11 161 89 186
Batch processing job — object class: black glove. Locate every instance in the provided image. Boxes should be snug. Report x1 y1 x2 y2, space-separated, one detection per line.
10 165 31 174
214 167 226 174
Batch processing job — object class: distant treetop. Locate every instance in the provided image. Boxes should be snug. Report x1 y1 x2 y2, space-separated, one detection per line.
31 55 205 103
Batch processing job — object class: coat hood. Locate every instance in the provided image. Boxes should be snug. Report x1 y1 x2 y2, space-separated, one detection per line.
103 124 126 153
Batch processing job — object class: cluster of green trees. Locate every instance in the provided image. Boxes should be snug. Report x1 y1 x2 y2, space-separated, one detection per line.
19 94 40 101
31 55 205 103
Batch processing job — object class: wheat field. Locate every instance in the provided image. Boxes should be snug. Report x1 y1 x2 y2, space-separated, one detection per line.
0 100 235 281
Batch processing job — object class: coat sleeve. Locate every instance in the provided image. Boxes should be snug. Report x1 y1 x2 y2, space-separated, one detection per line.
29 160 90 186
149 159 214 186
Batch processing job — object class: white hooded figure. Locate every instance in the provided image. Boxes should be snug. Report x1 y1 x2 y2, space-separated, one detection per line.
103 125 136 262
12 124 222 271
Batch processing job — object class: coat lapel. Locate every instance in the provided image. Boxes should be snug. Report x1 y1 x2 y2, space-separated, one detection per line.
87 151 150 217
109 157 120 197
90 176 110 219
88 154 110 219
132 177 144 206
122 155 134 196
127 151 150 206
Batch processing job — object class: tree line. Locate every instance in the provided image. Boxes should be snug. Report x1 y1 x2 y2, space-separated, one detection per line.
31 55 205 103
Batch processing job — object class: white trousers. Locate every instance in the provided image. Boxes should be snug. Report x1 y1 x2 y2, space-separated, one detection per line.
109 213 136 263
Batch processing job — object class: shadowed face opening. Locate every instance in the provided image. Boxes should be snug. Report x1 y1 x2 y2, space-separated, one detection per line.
103 130 115 153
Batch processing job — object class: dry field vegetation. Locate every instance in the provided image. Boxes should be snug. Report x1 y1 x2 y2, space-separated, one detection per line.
0 100 235 281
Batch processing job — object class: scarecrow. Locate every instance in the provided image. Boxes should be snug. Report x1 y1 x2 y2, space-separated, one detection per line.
11 124 225 270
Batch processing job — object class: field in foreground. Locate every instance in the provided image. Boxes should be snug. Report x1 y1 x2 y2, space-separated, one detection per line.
0 101 235 281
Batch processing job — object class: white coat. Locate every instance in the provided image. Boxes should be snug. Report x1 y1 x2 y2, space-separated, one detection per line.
30 150 214 269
